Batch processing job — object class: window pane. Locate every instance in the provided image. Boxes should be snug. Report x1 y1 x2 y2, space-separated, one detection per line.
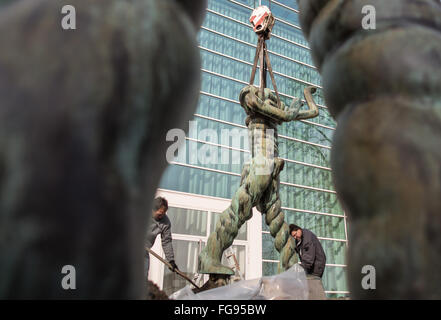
262 210 346 240
208 0 253 26
278 137 331 168
279 184 343 215
262 261 278 276
221 245 247 276
167 207 207 237
262 232 346 265
320 240 347 265
201 70 326 106
262 232 280 261
159 164 241 200
162 240 204 296
271 0 298 11
169 137 248 175
322 266 348 294
264 0 300 27
210 211 247 241
280 162 335 191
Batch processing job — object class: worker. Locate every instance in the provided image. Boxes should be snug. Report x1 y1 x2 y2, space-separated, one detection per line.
289 224 326 278
145 197 179 278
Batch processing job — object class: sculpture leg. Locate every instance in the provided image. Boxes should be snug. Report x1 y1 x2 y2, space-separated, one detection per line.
333 98 441 299
258 158 297 273
199 155 274 274
198 199 246 275
297 0 441 298
0 0 206 298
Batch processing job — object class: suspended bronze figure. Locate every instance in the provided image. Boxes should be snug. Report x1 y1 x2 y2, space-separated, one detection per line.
297 0 441 298
199 6 320 276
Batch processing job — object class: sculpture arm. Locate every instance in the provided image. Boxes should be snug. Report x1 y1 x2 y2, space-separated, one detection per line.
161 218 175 262
242 86 298 123
295 86 319 120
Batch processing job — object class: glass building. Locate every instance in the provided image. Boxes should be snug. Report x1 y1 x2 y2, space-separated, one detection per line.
148 0 349 299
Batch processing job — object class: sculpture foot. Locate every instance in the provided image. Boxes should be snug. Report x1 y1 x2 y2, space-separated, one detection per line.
198 257 234 275
193 274 232 293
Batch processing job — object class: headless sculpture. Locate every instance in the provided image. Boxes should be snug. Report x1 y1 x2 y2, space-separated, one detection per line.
199 85 319 275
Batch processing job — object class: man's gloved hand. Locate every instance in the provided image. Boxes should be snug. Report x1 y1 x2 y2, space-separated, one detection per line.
169 260 179 272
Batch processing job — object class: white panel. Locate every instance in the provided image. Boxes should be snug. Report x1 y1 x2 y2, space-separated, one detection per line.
247 207 262 279
152 189 264 287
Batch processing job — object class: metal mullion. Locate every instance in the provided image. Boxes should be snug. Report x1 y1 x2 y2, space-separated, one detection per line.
281 158 332 171
274 16 301 31
199 45 322 88
206 210 212 238
262 231 346 242
232 240 248 246
262 258 347 268
186 136 249 154
172 233 207 242
318 237 347 243
281 206 344 218
200 66 328 109
198 91 335 130
193 110 332 150
201 26 253 48
227 0 303 31
193 112 247 128
326 264 348 267
205 8 311 52
279 134 331 149
227 0 256 11
169 161 337 194
200 26 317 71
344 211 349 248
179 108 334 145
161 188 344 218
271 0 300 14
186 134 334 171
280 180 336 194
170 161 241 177
302 119 336 130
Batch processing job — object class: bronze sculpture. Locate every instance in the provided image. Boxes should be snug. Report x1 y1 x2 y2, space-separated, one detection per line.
199 84 319 275
198 5 320 280
0 0 206 298
297 0 441 298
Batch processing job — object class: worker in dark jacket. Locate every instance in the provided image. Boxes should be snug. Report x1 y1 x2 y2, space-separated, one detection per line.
290 224 326 278
145 197 178 278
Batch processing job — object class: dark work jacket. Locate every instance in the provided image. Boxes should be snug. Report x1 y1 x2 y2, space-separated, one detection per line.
294 229 326 278
145 215 174 262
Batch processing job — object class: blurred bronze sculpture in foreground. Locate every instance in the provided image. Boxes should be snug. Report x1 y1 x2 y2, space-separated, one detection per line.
0 0 206 298
297 0 441 298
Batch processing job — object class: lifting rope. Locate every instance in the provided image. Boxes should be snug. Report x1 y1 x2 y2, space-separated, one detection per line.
248 5 281 107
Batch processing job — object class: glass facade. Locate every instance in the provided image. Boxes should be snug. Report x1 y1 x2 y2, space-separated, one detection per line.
157 0 349 298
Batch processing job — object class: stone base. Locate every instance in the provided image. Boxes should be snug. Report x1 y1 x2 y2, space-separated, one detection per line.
306 275 327 300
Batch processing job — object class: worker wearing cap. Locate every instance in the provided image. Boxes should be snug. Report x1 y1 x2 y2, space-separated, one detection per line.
145 197 178 278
